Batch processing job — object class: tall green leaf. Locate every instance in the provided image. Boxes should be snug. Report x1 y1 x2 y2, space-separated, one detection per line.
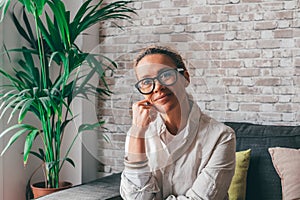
19 0 46 16
0 124 38 158
0 0 10 21
24 129 39 164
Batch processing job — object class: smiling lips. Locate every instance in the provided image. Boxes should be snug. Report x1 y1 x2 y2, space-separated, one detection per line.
154 92 172 102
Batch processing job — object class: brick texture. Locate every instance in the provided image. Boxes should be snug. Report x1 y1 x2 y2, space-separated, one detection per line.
95 0 300 173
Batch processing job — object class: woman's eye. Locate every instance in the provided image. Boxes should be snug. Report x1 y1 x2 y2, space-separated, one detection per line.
161 71 173 79
141 79 152 86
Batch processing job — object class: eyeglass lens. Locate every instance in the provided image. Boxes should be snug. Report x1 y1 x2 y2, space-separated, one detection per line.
136 69 178 94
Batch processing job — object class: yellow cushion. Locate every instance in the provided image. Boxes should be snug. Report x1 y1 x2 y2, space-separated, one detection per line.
228 149 251 200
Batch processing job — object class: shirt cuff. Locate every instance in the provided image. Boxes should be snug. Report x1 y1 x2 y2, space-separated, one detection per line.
123 168 151 187
123 157 151 187
124 156 149 169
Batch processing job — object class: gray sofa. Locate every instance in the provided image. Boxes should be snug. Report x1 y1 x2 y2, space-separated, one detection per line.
225 122 300 200
37 122 300 200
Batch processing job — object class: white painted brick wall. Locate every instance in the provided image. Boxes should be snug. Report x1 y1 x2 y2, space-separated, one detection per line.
95 0 300 173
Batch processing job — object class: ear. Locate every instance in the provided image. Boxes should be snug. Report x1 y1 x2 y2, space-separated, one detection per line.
183 70 190 87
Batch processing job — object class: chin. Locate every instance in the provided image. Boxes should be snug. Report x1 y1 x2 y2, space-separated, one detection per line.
154 102 177 114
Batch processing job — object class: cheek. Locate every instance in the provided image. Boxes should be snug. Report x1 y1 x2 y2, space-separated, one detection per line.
171 83 186 99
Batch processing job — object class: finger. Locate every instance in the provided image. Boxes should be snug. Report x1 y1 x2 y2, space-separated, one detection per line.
132 102 149 111
136 99 152 106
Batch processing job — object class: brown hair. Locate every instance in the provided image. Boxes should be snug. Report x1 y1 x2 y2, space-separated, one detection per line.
134 45 187 72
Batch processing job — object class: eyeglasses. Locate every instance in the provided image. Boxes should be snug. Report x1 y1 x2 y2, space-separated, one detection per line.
135 68 184 95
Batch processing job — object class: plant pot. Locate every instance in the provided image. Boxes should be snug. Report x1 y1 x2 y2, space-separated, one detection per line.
31 181 72 199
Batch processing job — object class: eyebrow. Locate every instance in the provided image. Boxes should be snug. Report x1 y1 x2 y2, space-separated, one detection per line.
139 67 176 79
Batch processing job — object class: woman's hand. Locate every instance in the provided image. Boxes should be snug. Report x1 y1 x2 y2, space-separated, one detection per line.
127 99 157 162
132 99 157 129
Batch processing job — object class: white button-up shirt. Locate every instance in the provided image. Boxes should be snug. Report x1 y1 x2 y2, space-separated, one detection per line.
121 100 236 200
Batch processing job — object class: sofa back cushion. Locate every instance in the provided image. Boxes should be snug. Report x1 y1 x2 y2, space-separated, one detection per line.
225 122 300 200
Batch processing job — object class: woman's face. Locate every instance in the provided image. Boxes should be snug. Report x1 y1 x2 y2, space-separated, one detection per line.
135 54 189 114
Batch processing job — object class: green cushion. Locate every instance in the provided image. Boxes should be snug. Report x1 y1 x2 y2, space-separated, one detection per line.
228 149 251 200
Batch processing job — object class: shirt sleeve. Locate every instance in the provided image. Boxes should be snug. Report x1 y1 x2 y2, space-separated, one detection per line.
120 163 160 200
120 127 161 200
122 158 151 186
165 127 236 200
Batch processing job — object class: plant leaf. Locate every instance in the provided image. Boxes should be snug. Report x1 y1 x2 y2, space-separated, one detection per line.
18 98 34 123
64 157 75 168
78 121 105 133
29 150 44 161
8 98 28 123
0 128 28 156
23 129 39 165
0 0 10 22
0 124 38 157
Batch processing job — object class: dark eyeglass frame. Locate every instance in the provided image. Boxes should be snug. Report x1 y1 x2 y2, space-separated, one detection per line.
135 68 185 95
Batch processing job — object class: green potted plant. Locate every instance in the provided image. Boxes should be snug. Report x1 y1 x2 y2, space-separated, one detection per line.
0 0 135 198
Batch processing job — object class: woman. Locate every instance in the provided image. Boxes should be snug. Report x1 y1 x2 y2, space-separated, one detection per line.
120 45 236 200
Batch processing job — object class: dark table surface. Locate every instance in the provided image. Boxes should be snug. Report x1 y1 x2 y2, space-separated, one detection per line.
37 173 122 200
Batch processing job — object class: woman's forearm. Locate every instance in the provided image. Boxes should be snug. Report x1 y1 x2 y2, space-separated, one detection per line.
128 136 147 162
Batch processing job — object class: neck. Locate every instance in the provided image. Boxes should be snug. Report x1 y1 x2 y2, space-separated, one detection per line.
162 97 192 135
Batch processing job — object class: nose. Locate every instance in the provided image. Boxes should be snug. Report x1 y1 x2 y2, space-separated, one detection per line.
153 79 165 93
